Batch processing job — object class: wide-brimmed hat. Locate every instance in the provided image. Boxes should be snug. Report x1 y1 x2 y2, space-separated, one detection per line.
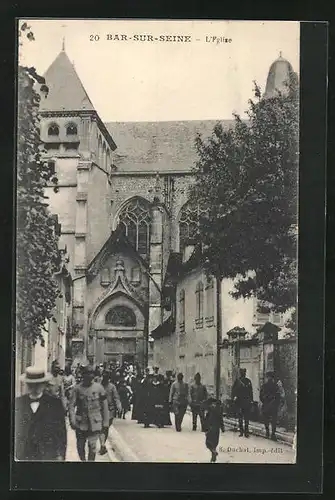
20 366 52 384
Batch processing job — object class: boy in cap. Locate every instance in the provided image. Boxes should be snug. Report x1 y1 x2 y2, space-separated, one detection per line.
204 395 225 463
15 366 67 461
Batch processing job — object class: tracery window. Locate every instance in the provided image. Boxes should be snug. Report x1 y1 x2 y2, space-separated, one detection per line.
66 123 78 135
118 198 151 258
179 202 208 253
48 123 59 136
195 281 204 328
105 306 136 327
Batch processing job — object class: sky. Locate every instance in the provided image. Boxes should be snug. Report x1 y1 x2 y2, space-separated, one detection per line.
19 19 300 122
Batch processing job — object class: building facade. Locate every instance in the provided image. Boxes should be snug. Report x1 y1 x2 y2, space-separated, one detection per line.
37 47 296 377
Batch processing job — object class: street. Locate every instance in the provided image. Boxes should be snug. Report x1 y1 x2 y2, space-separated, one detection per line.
65 419 118 462
111 411 295 463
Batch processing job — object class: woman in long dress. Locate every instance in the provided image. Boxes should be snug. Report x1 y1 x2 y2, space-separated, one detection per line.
151 374 166 428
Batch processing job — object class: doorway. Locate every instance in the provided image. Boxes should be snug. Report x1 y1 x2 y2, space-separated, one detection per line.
122 354 135 365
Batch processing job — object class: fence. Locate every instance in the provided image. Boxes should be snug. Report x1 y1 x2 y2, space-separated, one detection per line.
221 335 297 431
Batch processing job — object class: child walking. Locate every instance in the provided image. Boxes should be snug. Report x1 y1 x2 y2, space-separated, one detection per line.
204 396 225 463
118 380 132 419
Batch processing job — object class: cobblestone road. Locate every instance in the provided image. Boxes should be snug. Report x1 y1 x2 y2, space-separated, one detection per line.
111 412 295 463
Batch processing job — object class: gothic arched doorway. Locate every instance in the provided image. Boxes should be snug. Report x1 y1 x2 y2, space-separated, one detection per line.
89 294 146 367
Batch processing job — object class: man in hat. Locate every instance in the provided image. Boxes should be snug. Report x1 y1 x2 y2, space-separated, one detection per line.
190 373 208 431
46 359 66 410
169 372 190 432
260 371 281 441
69 364 109 461
231 368 253 438
15 366 67 461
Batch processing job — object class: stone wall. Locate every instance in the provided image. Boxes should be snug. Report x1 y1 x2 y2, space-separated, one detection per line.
86 165 111 264
276 338 297 429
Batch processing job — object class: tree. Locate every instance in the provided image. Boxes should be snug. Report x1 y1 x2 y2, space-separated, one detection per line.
16 23 60 345
190 79 299 316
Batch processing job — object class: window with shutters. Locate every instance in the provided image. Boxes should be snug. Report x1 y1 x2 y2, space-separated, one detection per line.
205 276 215 326
195 281 204 328
254 299 283 325
179 289 185 332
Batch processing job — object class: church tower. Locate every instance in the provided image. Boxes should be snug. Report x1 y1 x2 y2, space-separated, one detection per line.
40 45 117 364
264 52 298 98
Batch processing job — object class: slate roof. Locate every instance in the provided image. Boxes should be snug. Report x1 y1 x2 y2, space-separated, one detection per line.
105 120 235 173
40 50 95 112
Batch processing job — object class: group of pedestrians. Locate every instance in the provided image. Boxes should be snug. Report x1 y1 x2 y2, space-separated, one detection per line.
130 369 224 462
15 360 287 464
232 368 286 442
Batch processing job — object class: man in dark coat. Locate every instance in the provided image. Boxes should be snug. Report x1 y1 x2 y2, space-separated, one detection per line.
231 368 253 437
150 374 166 428
260 371 281 441
131 371 143 421
162 372 173 426
15 366 67 461
204 396 225 463
190 373 208 431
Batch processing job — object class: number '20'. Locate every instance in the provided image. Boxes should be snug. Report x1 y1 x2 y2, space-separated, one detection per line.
90 35 100 41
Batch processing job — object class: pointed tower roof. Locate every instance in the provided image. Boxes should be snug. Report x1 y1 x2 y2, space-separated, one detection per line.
264 52 296 98
40 49 95 112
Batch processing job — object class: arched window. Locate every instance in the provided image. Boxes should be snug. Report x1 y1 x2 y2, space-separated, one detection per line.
179 202 208 253
66 123 78 135
118 198 151 258
195 281 204 328
105 306 136 327
205 276 215 326
48 123 59 136
179 289 185 331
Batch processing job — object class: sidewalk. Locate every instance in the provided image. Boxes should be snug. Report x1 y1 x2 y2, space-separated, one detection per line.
219 414 294 446
182 409 294 446
111 411 295 463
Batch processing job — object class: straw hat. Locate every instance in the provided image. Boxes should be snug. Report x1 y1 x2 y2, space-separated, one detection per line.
20 366 52 384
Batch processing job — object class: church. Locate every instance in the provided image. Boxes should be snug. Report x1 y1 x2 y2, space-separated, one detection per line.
38 47 297 394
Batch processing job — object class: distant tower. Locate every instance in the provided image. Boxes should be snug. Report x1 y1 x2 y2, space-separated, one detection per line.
264 52 298 98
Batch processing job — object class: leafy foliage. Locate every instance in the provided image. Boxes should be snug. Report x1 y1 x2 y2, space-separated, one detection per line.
17 24 60 345
190 80 299 314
